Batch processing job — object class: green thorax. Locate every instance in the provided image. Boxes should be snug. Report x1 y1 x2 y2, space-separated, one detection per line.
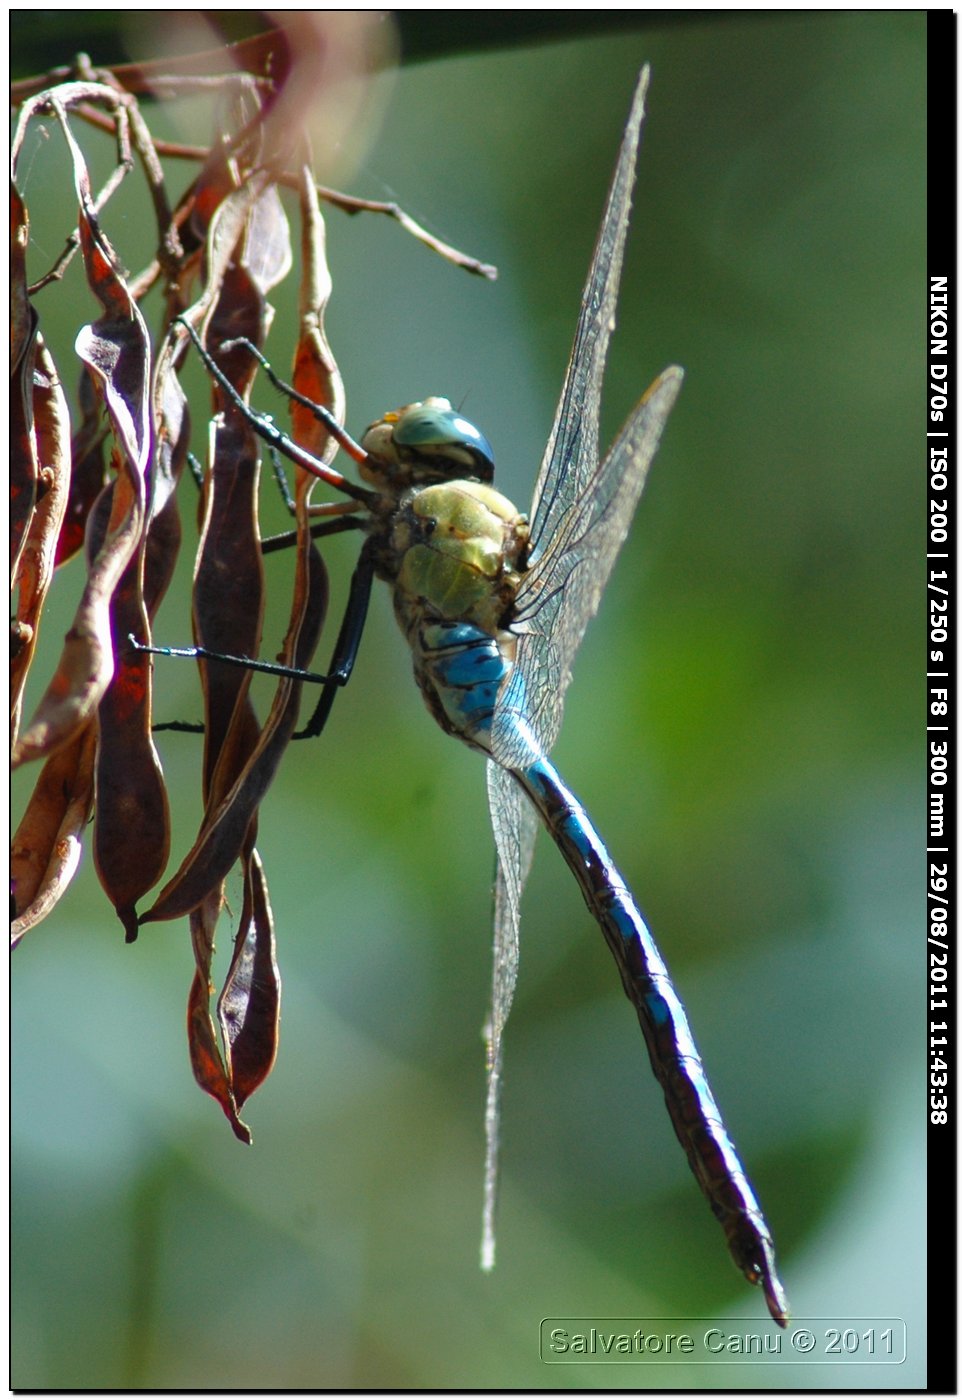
391 479 529 636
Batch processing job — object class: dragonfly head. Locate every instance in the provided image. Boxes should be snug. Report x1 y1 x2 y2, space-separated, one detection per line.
359 397 496 493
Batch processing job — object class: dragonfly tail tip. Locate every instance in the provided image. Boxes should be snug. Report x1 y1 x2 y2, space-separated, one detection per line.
763 1271 791 1329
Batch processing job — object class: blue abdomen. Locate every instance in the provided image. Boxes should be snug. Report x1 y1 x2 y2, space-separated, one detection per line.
415 620 512 749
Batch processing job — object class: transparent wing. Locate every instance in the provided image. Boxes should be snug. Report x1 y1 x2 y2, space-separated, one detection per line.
492 369 682 768
526 65 650 566
481 760 538 1269
490 65 682 769
480 365 679 1248
481 66 681 1255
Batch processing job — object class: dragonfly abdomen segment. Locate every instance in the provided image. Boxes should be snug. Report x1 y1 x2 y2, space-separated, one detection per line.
407 618 512 751
515 754 789 1325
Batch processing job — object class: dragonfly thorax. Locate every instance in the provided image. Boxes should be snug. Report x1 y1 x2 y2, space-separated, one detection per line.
391 479 528 635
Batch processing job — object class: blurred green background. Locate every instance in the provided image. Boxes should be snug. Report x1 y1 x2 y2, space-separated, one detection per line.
12 12 925 1389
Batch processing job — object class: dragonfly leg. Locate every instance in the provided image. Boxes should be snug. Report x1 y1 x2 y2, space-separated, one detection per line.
294 542 376 740
260 504 363 556
134 531 376 740
263 457 365 527
182 421 349 527
180 436 363 551
129 634 337 685
172 318 377 506
268 443 297 517
216 334 360 459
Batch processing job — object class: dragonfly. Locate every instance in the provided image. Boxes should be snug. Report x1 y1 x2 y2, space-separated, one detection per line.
140 66 788 1324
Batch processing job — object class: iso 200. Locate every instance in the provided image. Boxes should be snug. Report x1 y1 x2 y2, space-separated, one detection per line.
825 1328 895 1355
930 500 948 542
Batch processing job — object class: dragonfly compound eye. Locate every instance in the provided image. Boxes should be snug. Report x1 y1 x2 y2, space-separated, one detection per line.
392 398 496 484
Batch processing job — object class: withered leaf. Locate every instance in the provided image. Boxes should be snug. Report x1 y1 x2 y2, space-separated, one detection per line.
13 123 151 768
92 529 170 942
217 847 280 1109
242 182 291 295
142 265 270 923
11 336 71 742
290 166 345 465
10 181 40 583
54 373 109 569
187 889 252 1143
11 725 97 945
